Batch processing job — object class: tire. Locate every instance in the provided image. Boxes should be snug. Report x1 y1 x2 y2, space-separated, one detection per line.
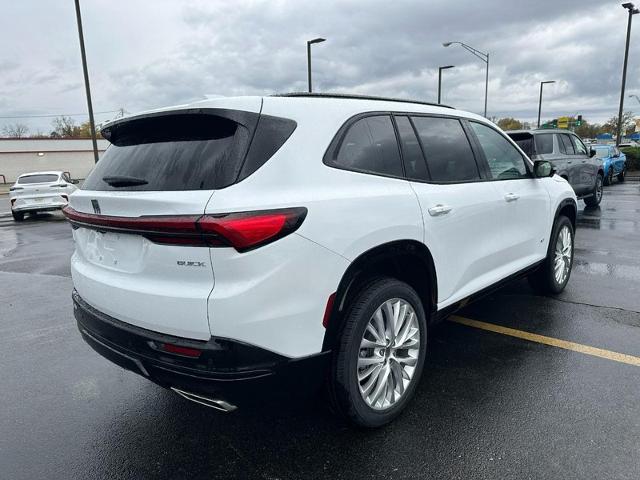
603 167 613 186
327 277 428 428
528 215 574 294
584 173 603 207
617 166 626 182
12 211 24 222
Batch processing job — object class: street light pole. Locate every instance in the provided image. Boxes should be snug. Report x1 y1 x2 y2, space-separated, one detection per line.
443 41 489 117
616 3 639 145
74 0 99 164
537 80 556 128
307 38 326 93
437 65 455 104
630 94 640 105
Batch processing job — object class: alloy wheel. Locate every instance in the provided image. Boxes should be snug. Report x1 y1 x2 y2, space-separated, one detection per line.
553 225 572 285
357 298 420 410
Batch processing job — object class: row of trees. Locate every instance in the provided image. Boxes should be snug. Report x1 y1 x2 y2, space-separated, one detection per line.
0 117 102 139
495 111 637 138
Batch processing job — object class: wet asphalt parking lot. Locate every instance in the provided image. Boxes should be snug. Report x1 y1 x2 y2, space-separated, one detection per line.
1 181 640 480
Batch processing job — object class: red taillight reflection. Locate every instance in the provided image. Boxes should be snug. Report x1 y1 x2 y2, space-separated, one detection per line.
323 292 337 329
161 343 202 358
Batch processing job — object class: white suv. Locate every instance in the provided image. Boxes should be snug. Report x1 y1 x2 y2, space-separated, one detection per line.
10 171 77 221
65 94 577 427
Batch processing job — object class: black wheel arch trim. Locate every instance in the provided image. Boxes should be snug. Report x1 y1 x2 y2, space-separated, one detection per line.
553 197 577 231
322 240 438 351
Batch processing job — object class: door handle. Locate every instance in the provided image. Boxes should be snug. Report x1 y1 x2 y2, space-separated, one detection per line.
504 193 519 202
428 204 453 216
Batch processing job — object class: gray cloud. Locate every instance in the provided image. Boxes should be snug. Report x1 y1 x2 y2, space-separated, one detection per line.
1 0 638 133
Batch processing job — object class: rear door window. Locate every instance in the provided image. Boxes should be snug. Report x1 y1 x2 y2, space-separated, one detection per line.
470 122 528 180
411 116 480 182
534 134 554 154
331 115 403 177
394 116 429 181
571 135 588 155
558 134 575 155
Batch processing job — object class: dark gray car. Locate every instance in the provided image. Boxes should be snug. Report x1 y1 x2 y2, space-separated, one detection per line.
507 129 604 207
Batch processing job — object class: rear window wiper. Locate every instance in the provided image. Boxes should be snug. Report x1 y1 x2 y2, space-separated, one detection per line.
102 175 149 187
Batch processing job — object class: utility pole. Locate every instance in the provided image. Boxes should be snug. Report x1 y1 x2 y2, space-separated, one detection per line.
437 65 454 104
616 3 639 145
307 38 326 93
74 0 99 163
537 81 555 128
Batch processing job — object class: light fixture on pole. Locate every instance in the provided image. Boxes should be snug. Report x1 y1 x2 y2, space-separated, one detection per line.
616 3 639 145
307 38 326 93
437 65 455 104
537 80 556 128
443 41 489 117
73 0 99 164
629 94 640 105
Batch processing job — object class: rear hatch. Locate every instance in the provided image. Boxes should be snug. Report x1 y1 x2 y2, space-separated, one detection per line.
506 131 535 158
68 100 264 340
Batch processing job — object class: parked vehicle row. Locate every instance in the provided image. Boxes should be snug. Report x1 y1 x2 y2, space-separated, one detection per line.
62 94 578 427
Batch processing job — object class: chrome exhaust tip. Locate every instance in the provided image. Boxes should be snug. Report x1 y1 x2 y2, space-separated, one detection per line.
171 387 238 413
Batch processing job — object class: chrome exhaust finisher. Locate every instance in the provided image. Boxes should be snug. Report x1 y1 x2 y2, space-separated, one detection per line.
171 387 238 413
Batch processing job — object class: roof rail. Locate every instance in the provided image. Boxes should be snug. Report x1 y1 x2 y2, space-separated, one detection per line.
271 92 453 109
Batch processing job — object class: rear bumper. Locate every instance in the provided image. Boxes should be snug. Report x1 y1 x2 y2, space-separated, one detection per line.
11 197 67 212
72 290 330 407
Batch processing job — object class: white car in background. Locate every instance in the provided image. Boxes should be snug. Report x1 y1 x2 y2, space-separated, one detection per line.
10 171 78 221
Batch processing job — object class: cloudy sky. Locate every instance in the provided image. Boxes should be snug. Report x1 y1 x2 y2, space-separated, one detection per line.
1 0 639 134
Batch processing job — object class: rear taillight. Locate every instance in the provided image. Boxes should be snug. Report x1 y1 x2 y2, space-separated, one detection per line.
62 207 307 252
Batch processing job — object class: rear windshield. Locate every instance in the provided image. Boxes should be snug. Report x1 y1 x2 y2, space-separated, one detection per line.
83 111 296 191
18 174 58 184
506 133 533 157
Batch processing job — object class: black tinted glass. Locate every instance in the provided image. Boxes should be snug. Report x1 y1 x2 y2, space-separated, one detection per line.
395 116 429 181
571 135 588 155
411 117 480 182
333 116 402 177
83 114 251 191
470 122 527 180
558 134 575 154
534 134 554 154
18 174 58 184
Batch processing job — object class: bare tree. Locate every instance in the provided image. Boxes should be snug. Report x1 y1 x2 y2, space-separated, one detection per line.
1 123 30 138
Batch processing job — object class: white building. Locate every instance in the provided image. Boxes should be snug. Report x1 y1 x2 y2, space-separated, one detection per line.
0 138 109 183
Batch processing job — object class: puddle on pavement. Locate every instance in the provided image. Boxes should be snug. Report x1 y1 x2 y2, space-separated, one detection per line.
574 259 640 281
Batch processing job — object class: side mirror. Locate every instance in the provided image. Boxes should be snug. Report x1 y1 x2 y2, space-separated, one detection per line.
589 148 596 158
72 179 80 185
534 160 554 178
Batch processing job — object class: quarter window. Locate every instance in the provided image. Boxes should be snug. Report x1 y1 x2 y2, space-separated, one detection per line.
411 116 480 182
333 115 403 177
470 122 528 180
534 134 554 155
394 116 429 181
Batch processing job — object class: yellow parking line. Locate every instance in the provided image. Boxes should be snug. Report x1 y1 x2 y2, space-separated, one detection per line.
448 315 640 367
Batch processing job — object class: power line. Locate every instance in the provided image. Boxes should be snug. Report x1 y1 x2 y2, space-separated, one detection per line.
0 109 123 120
